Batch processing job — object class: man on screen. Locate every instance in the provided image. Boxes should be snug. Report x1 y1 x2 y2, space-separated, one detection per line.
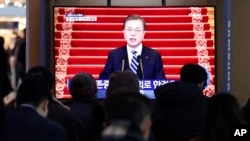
99 14 166 80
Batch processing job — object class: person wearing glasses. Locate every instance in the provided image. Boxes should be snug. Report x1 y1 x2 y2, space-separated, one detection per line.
99 14 166 80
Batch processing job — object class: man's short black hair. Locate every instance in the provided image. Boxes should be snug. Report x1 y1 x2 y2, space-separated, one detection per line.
103 91 151 127
16 75 51 107
26 66 54 90
180 63 208 86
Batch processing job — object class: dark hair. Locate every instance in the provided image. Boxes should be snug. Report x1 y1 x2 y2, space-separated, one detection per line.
69 72 97 99
180 63 208 87
26 66 54 90
16 75 51 107
199 92 246 141
0 36 4 45
23 28 26 36
106 70 140 97
123 14 146 30
103 91 151 128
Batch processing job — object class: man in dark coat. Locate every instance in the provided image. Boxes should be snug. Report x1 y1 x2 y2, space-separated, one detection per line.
26 66 82 141
152 63 209 141
0 76 66 141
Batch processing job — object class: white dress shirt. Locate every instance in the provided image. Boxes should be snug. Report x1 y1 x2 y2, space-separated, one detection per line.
126 44 143 67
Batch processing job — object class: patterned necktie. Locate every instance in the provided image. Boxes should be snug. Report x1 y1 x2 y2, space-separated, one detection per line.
130 50 139 74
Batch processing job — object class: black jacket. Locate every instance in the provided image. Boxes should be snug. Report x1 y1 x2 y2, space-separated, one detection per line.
152 81 208 141
0 106 65 141
66 98 105 141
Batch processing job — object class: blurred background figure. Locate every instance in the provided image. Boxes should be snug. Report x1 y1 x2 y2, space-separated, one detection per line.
0 36 13 99
0 82 6 127
66 72 104 141
197 92 246 141
14 28 26 88
11 35 22 56
100 91 152 141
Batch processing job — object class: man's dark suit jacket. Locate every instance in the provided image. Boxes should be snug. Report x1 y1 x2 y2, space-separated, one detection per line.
99 45 166 80
0 106 66 141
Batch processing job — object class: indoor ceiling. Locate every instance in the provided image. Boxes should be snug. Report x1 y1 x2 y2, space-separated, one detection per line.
0 0 25 3
0 0 26 8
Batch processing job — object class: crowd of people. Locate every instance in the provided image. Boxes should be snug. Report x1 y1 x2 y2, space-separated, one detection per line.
0 15 248 141
0 63 249 141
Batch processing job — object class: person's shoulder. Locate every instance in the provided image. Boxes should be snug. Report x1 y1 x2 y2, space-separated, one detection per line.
44 117 66 132
42 118 66 140
48 101 75 118
143 45 160 54
109 46 126 54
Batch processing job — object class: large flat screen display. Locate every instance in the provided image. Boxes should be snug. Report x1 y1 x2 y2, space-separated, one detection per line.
54 6 215 99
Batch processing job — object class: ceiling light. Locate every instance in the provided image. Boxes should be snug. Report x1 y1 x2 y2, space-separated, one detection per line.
5 0 9 5
0 3 5 8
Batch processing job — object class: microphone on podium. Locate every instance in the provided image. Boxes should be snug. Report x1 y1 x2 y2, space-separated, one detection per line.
137 55 144 79
121 57 126 71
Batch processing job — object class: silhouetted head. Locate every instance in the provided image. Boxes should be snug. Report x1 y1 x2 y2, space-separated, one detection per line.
17 75 50 106
199 92 246 141
26 66 54 90
16 75 51 117
106 70 140 97
180 63 208 90
103 91 152 140
204 92 245 124
69 72 97 99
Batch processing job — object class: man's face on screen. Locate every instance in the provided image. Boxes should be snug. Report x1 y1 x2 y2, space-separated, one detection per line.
123 19 145 48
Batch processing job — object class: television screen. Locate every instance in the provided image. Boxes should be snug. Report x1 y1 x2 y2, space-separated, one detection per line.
54 6 215 99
